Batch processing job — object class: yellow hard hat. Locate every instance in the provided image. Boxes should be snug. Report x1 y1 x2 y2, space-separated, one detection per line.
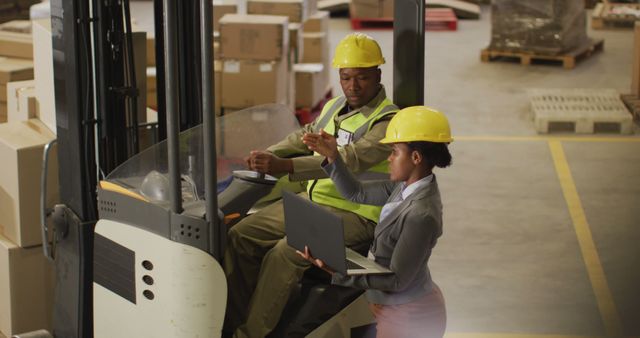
380 106 453 144
332 33 385 68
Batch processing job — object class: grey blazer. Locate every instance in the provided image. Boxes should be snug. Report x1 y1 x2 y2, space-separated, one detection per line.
322 157 443 305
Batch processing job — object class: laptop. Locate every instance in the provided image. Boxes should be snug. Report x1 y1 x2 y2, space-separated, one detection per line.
283 191 392 275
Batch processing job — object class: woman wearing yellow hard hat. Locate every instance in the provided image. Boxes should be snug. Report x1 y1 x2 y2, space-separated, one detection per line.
300 106 452 338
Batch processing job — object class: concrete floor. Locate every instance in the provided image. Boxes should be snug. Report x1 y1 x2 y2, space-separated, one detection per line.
326 7 640 338
131 4 640 338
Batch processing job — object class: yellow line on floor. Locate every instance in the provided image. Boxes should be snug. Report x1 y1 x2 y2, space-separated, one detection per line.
548 140 624 338
455 136 640 142
445 334 602 338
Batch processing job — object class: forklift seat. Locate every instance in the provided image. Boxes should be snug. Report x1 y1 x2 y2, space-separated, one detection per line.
267 242 370 338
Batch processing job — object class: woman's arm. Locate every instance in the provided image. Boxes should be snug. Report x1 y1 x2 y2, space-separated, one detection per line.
323 155 394 206
303 130 394 205
332 211 438 292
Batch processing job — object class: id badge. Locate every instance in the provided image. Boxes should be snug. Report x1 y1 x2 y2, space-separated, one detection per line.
336 128 353 146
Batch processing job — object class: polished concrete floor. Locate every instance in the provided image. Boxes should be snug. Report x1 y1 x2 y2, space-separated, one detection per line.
326 7 639 338
132 4 640 338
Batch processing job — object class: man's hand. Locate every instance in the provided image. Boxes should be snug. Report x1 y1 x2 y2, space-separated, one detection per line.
296 246 335 275
301 129 339 163
245 150 293 176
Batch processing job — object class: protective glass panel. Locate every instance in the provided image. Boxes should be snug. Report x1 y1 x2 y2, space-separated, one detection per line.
105 104 300 203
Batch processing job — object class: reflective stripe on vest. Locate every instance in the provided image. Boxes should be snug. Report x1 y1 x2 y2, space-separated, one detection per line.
308 96 398 223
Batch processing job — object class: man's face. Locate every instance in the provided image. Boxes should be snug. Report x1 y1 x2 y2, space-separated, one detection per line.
339 67 381 109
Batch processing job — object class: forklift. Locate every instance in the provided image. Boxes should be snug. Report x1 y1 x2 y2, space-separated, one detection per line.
21 0 427 337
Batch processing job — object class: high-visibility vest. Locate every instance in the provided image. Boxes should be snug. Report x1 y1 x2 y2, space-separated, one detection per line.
308 96 398 222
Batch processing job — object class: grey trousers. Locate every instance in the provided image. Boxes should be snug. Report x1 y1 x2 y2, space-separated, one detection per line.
223 192 375 338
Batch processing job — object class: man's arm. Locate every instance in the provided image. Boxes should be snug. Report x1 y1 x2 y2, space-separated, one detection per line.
289 119 392 181
246 123 315 177
266 122 315 158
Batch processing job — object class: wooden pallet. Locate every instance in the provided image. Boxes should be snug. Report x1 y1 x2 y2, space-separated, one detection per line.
592 2 640 30
481 39 604 69
426 8 458 31
350 8 457 31
529 89 633 134
621 94 640 120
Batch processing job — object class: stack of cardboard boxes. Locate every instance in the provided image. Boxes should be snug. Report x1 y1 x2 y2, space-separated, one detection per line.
217 0 331 114
0 18 62 338
219 13 290 111
0 118 57 337
0 0 40 24
145 3 234 116
0 20 34 123
296 10 331 109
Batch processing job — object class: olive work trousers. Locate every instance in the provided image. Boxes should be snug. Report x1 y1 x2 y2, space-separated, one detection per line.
223 192 376 338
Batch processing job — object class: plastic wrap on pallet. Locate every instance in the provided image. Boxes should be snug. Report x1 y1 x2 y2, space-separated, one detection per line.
489 0 589 55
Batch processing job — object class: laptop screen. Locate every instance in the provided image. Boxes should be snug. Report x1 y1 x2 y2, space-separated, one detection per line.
283 191 348 274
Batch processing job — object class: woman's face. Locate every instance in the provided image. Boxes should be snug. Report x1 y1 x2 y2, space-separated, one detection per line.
387 143 416 182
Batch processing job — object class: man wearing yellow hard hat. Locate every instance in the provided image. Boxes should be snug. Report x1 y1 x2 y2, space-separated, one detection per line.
301 106 452 338
223 33 398 338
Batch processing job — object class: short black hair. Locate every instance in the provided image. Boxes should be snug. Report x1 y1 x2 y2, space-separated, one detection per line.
407 141 452 169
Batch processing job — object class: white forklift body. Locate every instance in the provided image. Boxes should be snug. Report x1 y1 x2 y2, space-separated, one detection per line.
93 219 226 337
90 105 375 337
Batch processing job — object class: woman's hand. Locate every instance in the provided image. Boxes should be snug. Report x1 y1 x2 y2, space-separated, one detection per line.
301 129 339 163
296 246 335 275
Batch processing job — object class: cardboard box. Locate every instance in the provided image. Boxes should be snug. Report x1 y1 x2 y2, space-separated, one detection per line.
0 103 6 123
131 32 147 124
306 0 318 18
146 35 155 66
0 119 59 248
288 23 304 63
0 57 33 85
213 4 238 32
147 62 221 115
294 63 327 108
147 90 157 109
214 41 220 60
350 0 380 18
247 0 308 23
15 0 40 11
0 31 32 59
17 87 35 119
288 56 295 111
214 60 222 116
381 0 394 17
221 59 288 109
0 20 31 34
301 32 328 64
32 19 56 134
6 79 34 121
0 235 54 336
219 14 289 61
302 10 329 33
146 67 156 92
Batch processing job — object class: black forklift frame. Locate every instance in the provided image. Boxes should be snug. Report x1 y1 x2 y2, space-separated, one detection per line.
45 0 425 336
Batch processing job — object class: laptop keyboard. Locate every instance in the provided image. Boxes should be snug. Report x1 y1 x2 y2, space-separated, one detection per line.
346 260 366 270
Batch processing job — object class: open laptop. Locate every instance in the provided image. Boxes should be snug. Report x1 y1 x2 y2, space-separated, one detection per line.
283 191 392 275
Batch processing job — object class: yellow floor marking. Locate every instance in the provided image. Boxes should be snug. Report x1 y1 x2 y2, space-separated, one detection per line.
549 140 624 338
445 334 602 338
455 136 640 143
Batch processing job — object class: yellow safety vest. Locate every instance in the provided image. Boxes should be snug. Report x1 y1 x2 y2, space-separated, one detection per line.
308 96 398 222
